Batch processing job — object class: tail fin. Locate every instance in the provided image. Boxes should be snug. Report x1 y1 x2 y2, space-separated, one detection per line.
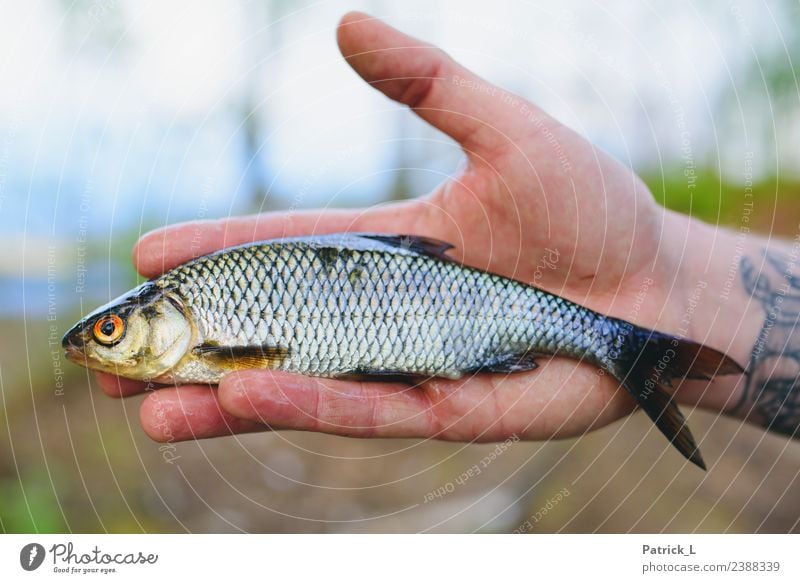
610 326 744 470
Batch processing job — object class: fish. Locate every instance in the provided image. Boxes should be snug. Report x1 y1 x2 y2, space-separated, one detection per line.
63 233 743 468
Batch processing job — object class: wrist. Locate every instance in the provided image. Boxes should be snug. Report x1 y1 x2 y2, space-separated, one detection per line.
660 210 763 413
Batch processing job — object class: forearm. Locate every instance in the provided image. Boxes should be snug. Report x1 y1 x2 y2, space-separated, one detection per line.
666 210 800 437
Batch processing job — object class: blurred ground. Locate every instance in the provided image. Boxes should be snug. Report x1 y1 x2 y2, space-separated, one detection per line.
2 338 797 533
1 187 799 533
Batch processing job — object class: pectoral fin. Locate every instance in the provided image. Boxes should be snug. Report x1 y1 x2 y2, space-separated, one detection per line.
192 343 290 370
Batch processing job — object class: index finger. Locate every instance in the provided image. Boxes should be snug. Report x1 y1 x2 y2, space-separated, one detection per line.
133 203 420 278
96 371 151 398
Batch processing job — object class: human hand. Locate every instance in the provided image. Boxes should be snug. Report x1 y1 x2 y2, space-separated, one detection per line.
98 12 733 446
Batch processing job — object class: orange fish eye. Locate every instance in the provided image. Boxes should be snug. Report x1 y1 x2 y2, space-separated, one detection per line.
93 315 124 345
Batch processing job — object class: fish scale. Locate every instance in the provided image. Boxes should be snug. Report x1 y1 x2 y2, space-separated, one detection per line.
160 234 606 379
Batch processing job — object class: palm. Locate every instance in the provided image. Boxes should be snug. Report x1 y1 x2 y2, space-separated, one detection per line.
100 12 678 445
426 143 661 294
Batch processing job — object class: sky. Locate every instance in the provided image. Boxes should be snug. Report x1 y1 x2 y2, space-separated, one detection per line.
0 0 791 276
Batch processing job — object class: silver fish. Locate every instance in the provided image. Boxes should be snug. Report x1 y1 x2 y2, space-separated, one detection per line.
63 233 743 467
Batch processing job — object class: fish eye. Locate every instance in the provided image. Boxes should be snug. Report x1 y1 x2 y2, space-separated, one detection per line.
93 314 124 345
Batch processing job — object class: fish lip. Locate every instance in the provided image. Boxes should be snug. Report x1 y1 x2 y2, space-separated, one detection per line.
62 319 90 363
63 344 84 364
62 320 85 350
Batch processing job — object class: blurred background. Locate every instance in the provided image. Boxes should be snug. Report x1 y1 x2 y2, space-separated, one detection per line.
1 0 799 533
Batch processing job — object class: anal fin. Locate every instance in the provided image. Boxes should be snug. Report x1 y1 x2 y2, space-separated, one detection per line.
332 367 423 384
466 351 542 374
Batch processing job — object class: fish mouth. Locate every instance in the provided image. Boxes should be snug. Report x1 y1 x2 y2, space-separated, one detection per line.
62 322 88 364
62 337 86 364
63 344 85 364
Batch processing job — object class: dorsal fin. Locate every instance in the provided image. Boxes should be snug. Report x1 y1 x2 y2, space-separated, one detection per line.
358 234 455 261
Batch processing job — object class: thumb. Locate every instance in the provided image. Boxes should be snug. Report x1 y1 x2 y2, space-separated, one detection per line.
337 11 543 157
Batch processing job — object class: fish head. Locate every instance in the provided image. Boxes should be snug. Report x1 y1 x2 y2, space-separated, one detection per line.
62 282 194 381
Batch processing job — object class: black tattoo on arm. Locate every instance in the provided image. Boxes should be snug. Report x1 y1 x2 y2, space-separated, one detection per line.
737 249 800 436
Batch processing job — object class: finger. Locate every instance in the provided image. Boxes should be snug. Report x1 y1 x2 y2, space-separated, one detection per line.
419 361 637 441
133 203 419 278
96 372 150 398
218 370 437 438
219 362 634 442
139 386 266 442
337 11 547 155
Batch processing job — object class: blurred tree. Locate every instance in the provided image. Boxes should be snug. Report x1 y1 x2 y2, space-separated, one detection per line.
56 0 131 56
721 0 800 178
238 0 275 213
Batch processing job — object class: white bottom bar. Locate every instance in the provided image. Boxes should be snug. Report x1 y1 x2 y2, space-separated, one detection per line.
0 534 795 582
